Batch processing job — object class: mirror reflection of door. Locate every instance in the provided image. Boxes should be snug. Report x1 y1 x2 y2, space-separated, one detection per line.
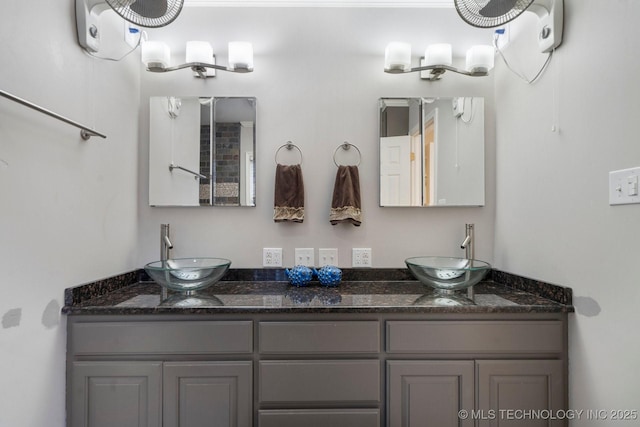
379 98 421 206
379 97 485 207
423 110 436 207
245 152 255 206
410 126 421 206
380 135 411 206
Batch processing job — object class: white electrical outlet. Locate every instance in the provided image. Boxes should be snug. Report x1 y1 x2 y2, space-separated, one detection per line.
352 248 372 268
263 248 283 267
319 248 338 267
294 248 315 267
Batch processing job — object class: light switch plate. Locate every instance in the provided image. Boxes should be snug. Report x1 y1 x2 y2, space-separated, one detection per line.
294 248 314 267
319 248 338 267
609 167 640 205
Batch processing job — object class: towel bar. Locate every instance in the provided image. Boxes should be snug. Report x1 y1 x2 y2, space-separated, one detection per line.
169 163 210 180
0 89 106 140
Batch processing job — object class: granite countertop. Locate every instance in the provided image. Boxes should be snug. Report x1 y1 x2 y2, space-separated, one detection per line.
63 269 574 315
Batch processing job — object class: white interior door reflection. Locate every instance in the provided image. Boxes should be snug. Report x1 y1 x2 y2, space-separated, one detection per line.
380 135 411 206
379 97 485 207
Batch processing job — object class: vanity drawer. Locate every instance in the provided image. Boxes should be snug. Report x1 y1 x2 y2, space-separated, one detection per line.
259 409 380 427
386 320 563 354
70 321 253 355
259 360 380 404
259 321 380 354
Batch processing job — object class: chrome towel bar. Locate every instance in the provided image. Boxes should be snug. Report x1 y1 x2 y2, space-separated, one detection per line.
0 89 106 140
169 163 210 180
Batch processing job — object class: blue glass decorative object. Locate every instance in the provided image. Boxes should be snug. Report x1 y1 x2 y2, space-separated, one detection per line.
315 265 342 287
285 265 314 287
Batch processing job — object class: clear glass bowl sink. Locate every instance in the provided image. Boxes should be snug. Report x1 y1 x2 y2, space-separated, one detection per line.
405 256 491 294
144 257 231 293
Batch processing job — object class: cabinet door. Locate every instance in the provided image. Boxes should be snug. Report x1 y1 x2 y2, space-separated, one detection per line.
387 360 474 427
70 361 162 427
163 361 252 427
476 360 565 427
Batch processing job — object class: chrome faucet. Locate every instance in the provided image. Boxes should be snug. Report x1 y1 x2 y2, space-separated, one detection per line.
160 224 173 300
460 223 474 260
161 224 173 261
460 223 475 301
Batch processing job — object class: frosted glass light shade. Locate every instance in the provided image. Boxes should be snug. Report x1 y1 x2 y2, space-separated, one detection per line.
424 44 452 66
228 42 254 70
186 41 213 64
384 42 412 72
466 45 495 73
141 41 170 68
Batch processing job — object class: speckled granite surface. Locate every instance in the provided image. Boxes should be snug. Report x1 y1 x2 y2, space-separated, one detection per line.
62 268 573 315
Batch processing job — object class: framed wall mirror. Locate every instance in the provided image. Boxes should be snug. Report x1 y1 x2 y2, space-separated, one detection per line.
379 97 485 207
149 96 256 207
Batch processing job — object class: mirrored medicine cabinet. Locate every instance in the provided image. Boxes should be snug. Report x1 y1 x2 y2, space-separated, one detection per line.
149 96 256 207
379 97 485 207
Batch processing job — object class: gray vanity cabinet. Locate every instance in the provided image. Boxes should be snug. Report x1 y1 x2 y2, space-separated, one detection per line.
385 319 568 427
476 360 565 427
387 361 474 427
67 319 254 427
387 360 565 427
163 362 253 427
70 361 162 427
257 321 382 427
67 313 568 427
70 361 252 427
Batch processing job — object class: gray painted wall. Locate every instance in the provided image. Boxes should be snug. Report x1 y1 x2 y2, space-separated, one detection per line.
138 7 496 268
0 3 140 427
493 1 640 420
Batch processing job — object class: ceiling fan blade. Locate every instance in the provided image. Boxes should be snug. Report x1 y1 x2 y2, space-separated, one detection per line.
479 0 519 17
130 0 168 19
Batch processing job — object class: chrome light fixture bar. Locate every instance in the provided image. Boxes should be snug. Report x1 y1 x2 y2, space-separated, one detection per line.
142 40 254 78
147 60 253 78
384 42 494 81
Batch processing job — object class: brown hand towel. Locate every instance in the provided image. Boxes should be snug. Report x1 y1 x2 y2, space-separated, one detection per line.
330 165 362 226
274 163 305 223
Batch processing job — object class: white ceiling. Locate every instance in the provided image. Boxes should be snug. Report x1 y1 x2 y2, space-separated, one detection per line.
184 0 454 7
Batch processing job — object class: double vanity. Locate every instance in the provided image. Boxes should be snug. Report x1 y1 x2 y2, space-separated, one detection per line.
63 268 573 427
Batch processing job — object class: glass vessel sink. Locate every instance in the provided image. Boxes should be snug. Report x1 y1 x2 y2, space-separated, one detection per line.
144 257 231 294
405 256 491 294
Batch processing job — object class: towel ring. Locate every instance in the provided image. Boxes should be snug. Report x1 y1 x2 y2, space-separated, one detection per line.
275 141 303 165
333 142 361 167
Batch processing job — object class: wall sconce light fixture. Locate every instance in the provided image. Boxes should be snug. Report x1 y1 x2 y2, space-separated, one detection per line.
384 42 494 81
142 40 254 78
